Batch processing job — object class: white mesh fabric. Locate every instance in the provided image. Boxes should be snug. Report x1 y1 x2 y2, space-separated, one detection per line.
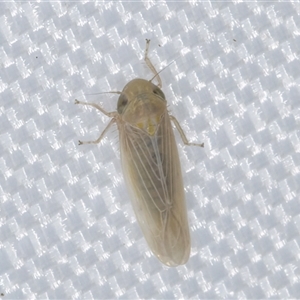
0 1 300 299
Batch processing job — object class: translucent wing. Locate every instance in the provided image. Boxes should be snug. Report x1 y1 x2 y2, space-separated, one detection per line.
119 110 190 267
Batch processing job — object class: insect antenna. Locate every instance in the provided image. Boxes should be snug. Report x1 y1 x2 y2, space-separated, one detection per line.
84 91 122 96
149 61 174 84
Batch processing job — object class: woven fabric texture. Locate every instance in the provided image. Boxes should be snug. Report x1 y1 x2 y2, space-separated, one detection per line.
0 1 300 299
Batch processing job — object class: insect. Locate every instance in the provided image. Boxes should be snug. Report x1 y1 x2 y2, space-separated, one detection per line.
75 39 204 267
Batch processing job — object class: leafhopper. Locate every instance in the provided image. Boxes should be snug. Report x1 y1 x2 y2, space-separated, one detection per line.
76 39 203 266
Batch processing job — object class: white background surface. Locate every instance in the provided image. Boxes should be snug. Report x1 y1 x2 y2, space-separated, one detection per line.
1 1 300 299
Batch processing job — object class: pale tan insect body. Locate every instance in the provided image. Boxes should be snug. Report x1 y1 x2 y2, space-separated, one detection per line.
75 40 203 267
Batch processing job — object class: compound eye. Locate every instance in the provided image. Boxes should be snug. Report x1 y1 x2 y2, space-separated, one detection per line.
117 94 128 114
153 86 165 100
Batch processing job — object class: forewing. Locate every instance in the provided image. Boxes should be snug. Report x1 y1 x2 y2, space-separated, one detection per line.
119 111 190 266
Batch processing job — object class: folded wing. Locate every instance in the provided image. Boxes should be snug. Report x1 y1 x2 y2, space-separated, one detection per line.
119 111 190 266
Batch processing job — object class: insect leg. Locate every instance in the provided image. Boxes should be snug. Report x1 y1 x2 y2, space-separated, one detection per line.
78 118 116 145
75 99 116 118
144 39 162 88
169 115 204 147
75 99 117 145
